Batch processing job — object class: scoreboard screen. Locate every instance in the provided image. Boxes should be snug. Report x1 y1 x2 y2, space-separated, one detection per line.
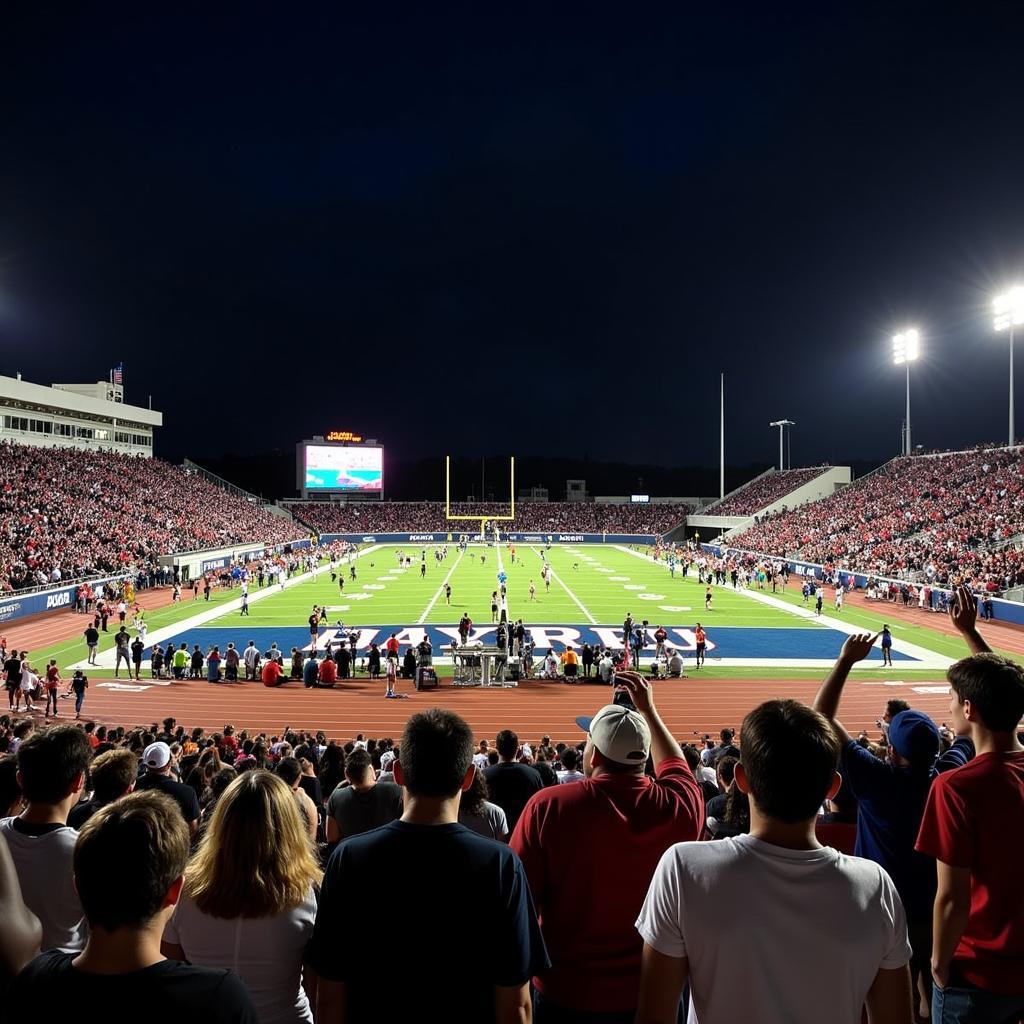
302 444 383 493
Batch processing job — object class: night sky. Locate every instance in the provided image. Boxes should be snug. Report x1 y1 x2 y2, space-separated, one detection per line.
3 3 1024 471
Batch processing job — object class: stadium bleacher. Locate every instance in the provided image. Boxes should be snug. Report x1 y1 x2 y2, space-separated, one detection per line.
290 500 691 537
706 467 830 517
730 447 1024 588
0 442 302 592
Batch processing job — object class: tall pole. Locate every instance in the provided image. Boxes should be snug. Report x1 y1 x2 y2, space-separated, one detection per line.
1011 325 1016 447
905 360 911 456
778 424 784 471
719 373 725 500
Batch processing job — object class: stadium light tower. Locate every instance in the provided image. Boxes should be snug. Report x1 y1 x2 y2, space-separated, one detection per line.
892 329 920 456
994 287 1024 447
769 420 795 470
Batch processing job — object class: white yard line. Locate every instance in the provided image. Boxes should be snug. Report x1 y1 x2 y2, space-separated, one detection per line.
531 546 597 624
73 545 383 669
613 544 953 670
416 547 466 625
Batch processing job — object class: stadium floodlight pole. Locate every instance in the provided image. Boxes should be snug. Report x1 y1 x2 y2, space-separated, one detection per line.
994 287 1024 447
892 329 920 456
769 420 795 470
720 373 725 500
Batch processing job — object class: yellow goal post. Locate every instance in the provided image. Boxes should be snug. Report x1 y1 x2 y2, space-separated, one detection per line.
444 455 515 540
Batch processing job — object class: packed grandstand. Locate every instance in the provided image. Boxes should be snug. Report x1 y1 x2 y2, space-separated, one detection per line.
703 465 830 516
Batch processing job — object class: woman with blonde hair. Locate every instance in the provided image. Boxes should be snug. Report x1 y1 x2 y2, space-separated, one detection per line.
161 770 322 1024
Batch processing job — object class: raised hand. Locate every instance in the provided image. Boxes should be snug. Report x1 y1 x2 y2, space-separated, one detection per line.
613 671 655 716
839 632 879 665
948 585 977 635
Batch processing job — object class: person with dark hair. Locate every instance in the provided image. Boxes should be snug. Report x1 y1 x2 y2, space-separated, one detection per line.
636 699 912 1024
325 747 402 843
814 632 940 1016
68 748 137 829
483 728 543 832
457 765 509 841
0 725 92 951
276 757 318 840
8 791 257 1022
915 585 1024 1022
705 755 745 839
511 673 702 1023
555 747 585 784
308 708 548 1023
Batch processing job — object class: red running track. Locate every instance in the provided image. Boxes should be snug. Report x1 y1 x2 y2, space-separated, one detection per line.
48 672 953 745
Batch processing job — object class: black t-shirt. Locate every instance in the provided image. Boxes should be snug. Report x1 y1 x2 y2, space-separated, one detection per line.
298 775 323 808
8 950 257 1023
327 782 403 838
483 762 543 832
306 821 548 1022
67 798 105 830
135 773 201 824
84 627 99 645
4 657 21 685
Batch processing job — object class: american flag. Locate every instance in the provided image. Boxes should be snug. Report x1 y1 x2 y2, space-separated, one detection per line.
112 364 123 385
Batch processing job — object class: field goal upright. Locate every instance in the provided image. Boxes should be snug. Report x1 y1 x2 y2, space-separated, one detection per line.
445 455 515 540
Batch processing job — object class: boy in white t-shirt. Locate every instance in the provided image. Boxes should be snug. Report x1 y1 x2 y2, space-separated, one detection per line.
635 699 913 1024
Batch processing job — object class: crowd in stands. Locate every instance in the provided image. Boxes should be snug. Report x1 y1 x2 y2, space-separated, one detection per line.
0 442 304 592
706 466 829 517
730 448 1024 589
290 500 692 537
0 587 1021 1023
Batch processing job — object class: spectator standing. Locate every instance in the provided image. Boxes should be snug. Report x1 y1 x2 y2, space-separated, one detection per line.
457 765 509 841
307 708 548 1022
134 742 200 835
8 792 258 1023
916 585 1024 1023
635 699 913 1024
68 749 137 829
162 771 321 1024
0 725 92 951
483 729 543 833
70 668 89 719
511 674 703 1023
814 632 940 1015
325 748 402 843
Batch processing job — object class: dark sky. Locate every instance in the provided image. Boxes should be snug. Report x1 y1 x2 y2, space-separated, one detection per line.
3 3 1023 470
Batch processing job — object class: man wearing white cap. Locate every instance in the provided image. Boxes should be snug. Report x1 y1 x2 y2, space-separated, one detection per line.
133 742 200 835
510 672 703 1023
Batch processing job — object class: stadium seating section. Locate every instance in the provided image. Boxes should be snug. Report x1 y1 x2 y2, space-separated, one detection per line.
730 448 1024 587
290 501 692 537
0 443 301 591
706 467 829 516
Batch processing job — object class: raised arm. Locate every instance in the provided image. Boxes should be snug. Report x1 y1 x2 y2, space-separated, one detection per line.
947 585 991 655
0 833 41 981
614 672 684 765
812 633 879 743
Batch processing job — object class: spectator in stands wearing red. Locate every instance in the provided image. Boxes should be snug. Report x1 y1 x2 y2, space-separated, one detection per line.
8 791 258 1023
814 633 940 1016
915 585 1024 1023
483 729 544 833
307 708 549 1023
0 725 91 951
510 672 703 1023
317 653 337 687
635 699 913 1024
162 771 321 1024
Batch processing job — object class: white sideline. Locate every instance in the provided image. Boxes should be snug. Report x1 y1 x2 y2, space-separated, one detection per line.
416 547 466 625
613 545 954 671
531 546 597 624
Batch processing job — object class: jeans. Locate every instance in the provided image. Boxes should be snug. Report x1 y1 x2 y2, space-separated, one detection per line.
933 975 1024 1023
75 691 85 715
46 689 58 714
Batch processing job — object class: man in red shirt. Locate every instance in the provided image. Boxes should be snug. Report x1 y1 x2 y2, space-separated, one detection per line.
261 659 283 687
510 672 703 1022
916 585 1024 1023
318 654 338 688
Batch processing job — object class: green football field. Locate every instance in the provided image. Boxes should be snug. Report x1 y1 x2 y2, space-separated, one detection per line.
32 543 1015 681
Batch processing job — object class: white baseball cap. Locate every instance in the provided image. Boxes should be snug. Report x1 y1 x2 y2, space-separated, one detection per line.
575 705 651 765
142 741 171 769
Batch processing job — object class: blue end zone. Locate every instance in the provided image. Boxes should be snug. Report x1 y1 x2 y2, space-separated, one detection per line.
146 624 917 663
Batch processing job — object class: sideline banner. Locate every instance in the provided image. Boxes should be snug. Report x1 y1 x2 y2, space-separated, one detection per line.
0 576 122 626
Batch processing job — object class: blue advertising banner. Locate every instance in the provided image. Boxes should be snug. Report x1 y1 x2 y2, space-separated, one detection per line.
318 532 656 546
0 577 122 626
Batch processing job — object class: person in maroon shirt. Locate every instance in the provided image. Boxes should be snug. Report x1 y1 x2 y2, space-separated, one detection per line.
915 585 1024 1023
510 671 703 1023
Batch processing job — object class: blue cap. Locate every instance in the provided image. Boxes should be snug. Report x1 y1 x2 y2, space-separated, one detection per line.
888 710 940 763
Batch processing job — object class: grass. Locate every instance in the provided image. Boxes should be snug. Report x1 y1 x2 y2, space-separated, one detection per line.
26 543 1008 681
